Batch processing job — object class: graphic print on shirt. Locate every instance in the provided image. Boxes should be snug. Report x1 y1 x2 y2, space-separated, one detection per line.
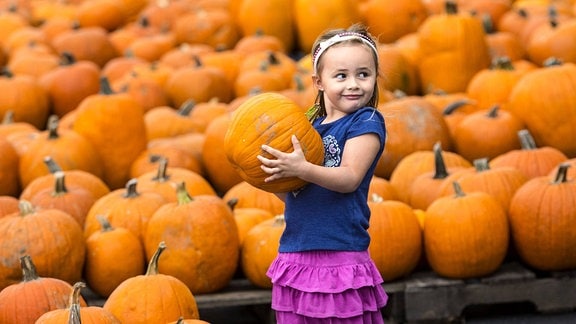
323 135 341 167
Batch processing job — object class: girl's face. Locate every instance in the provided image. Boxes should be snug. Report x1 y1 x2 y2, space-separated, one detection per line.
313 43 377 121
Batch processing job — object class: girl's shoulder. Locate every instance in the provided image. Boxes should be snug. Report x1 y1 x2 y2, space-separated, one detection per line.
352 106 385 123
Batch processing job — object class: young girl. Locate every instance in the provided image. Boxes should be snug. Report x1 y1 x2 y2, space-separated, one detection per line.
257 24 388 323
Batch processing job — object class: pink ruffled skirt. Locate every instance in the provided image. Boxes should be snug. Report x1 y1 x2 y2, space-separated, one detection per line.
266 250 388 323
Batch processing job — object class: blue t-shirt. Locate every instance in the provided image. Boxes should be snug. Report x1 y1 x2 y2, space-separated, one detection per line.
279 107 386 252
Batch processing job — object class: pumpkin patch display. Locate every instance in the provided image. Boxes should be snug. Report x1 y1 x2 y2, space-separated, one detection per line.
224 92 324 193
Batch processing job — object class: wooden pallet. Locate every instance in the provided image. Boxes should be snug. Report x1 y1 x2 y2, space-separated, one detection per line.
83 262 576 323
400 262 576 323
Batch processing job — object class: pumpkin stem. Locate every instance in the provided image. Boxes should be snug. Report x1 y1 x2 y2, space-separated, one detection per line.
122 178 141 198
176 181 194 205
146 241 167 276
96 214 114 232
267 51 280 66
60 52 76 66
18 200 35 216
227 197 239 210
293 74 306 91
432 142 449 179
481 13 496 34
1 110 15 124
46 115 60 139
99 76 115 95
152 157 171 182
543 57 563 67
20 255 40 282
68 282 85 324
176 317 185 324
53 171 69 195
486 104 500 118
178 99 196 116
445 0 458 15
0 66 13 78
490 57 514 71
473 158 490 172
552 163 570 184
452 181 466 198
443 99 474 116
44 156 63 173
518 129 537 150
193 55 202 68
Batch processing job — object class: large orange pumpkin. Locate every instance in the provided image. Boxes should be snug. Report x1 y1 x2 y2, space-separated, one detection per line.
144 183 239 294
104 242 200 323
224 92 324 193
72 77 147 189
368 195 422 281
0 255 87 324
509 163 576 271
424 181 509 279
0 200 85 290
417 0 491 93
506 61 576 158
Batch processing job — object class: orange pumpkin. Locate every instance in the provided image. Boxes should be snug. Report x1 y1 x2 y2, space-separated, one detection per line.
83 178 166 244
368 195 422 281
224 92 324 193
241 215 285 288
424 181 509 278
0 200 85 290
0 69 50 130
144 183 239 294
0 255 87 324
18 115 104 189
509 163 576 271
104 242 200 323
72 77 147 189
36 282 120 323
417 0 491 93
506 60 576 157
438 157 528 211
0 136 20 197
490 129 568 179
376 96 453 178
223 181 285 216
84 215 145 298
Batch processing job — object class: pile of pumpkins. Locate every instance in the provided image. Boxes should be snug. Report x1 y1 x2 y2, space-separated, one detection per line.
0 0 576 322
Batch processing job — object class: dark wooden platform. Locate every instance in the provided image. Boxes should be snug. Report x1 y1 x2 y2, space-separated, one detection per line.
83 262 576 323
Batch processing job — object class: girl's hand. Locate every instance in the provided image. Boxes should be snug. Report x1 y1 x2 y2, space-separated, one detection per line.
257 135 307 183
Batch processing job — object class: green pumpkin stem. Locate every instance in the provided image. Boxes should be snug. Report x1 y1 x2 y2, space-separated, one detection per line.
152 157 171 182
486 105 500 118
445 0 458 15
53 171 68 196
44 156 63 173
96 215 114 233
176 181 193 205
99 76 115 95
178 99 195 116
442 99 473 116
146 241 167 276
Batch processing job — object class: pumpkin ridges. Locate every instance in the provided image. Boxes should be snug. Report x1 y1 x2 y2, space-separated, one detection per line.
224 92 324 193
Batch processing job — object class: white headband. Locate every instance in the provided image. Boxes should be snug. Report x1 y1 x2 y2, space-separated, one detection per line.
312 32 379 74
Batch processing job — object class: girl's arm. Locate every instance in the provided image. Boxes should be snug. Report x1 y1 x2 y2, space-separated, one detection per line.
258 133 380 193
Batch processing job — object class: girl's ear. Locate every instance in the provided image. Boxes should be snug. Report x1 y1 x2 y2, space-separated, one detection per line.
312 75 323 91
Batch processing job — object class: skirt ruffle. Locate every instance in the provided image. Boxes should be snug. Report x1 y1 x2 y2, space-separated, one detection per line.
267 250 388 319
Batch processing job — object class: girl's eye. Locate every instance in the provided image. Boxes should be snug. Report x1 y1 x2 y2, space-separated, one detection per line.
358 71 370 78
335 73 347 79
